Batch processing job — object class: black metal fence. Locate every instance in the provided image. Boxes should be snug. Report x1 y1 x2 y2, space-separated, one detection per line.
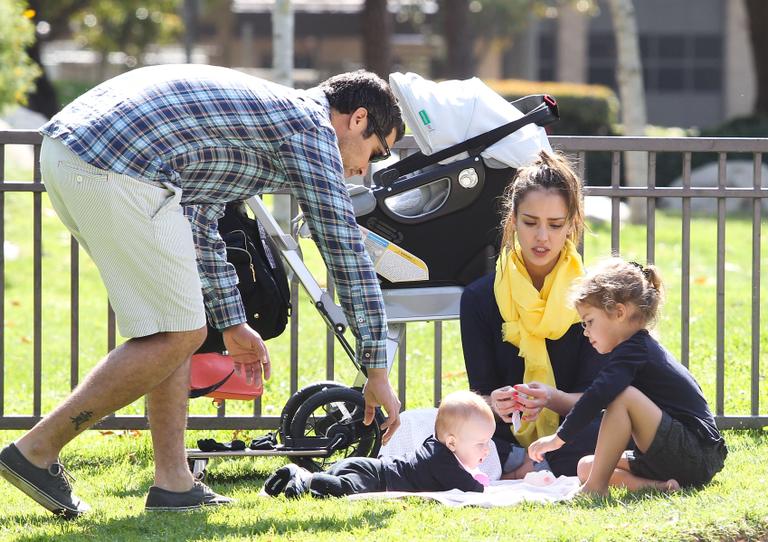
1 131 766 430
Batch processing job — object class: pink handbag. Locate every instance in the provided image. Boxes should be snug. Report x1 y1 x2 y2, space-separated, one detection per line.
189 353 263 404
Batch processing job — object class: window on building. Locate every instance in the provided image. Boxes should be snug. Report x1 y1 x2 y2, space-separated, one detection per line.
588 32 723 94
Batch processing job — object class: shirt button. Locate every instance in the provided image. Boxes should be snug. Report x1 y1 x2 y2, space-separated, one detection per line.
364 352 371 358
357 317 364 323
76 175 83 183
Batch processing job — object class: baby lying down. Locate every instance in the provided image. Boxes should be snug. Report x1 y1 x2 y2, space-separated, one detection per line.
264 391 495 498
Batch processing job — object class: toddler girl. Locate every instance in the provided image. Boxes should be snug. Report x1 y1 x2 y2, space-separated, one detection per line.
528 258 727 496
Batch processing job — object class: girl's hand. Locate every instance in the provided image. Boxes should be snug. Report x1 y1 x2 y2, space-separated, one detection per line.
527 434 565 462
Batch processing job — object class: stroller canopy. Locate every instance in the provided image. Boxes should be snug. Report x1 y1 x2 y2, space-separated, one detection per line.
389 72 552 169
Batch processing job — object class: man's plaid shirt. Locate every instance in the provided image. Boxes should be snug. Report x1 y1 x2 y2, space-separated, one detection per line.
40 64 387 368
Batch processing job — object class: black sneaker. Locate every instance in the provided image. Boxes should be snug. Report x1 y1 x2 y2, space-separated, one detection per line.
145 481 233 511
0 443 90 519
264 464 312 498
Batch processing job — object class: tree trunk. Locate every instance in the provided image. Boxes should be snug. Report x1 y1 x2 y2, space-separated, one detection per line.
272 0 294 228
745 0 768 116
361 0 392 78
25 37 59 118
272 0 294 87
607 0 647 225
440 0 475 78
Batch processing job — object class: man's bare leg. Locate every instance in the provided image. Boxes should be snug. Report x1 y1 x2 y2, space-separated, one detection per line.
579 386 665 496
148 358 195 492
14 328 206 469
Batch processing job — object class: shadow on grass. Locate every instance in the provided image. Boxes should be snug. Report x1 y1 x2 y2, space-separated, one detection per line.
10 504 398 542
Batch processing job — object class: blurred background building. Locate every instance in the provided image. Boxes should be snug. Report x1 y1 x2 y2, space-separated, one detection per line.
10 0 763 131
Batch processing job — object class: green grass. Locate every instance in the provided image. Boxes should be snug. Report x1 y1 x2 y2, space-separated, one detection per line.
2 158 768 540
0 428 766 541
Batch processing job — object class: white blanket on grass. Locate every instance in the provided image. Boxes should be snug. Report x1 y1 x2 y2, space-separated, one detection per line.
347 477 580 508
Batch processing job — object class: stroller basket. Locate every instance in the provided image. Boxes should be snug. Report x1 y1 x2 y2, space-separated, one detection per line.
358 94 559 288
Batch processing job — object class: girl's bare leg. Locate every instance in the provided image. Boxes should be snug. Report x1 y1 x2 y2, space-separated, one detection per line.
579 386 667 496
578 454 680 492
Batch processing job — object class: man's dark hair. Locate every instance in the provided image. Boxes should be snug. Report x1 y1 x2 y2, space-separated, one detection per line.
319 70 405 142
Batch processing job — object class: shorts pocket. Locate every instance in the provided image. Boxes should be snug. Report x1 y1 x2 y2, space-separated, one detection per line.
57 159 109 182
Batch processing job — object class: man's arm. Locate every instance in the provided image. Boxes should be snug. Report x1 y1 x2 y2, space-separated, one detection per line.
184 204 269 382
277 127 400 441
184 204 248 329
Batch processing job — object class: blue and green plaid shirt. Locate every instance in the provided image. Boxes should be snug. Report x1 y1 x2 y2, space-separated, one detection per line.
41 64 387 368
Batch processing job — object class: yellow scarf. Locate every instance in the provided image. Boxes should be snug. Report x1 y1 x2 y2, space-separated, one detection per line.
493 239 584 447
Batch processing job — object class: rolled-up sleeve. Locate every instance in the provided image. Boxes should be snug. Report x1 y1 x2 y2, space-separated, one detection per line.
277 127 387 369
184 203 247 330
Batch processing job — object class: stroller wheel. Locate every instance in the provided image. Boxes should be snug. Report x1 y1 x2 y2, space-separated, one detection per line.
278 381 345 443
287 386 383 472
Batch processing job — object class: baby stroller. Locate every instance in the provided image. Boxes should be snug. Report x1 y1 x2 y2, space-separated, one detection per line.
185 74 558 481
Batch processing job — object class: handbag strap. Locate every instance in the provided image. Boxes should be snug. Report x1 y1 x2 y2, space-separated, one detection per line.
188 369 235 399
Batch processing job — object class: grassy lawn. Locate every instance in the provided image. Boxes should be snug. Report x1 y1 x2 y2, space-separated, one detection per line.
0 428 766 541
2 157 768 540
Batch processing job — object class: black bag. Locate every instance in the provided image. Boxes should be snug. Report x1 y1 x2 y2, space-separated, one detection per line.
197 202 291 354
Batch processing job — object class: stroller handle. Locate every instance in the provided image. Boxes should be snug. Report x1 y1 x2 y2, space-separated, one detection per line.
375 94 558 187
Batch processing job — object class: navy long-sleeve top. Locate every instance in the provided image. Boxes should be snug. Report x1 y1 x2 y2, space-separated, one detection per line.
382 436 484 493
558 329 722 444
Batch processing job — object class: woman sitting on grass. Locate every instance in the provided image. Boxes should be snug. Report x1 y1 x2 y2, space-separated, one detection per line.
528 258 728 495
460 151 604 479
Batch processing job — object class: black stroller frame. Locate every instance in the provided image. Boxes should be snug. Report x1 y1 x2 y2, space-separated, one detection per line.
186 94 559 481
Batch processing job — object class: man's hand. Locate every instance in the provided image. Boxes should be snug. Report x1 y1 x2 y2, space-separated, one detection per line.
222 323 271 387
362 368 401 445
527 433 565 462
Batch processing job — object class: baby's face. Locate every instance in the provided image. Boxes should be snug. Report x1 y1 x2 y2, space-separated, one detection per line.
450 416 496 469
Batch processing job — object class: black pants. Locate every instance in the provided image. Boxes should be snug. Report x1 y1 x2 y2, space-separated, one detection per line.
310 457 386 497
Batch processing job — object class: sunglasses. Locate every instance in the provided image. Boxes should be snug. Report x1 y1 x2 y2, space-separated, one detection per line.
368 117 391 163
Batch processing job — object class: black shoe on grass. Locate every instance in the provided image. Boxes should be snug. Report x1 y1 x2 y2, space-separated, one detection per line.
145 481 233 511
264 464 312 498
0 443 90 519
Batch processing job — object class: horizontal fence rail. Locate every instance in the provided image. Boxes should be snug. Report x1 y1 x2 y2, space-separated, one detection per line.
1 131 767 431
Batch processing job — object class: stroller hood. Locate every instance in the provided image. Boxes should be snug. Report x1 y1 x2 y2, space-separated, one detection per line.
389 72 552 168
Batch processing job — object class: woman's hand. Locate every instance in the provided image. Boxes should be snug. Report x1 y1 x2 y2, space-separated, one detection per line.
528 433 565 462
512 382 554 422
489 386 519 423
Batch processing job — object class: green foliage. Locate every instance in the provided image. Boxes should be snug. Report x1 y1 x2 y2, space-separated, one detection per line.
52 78 94 108
0 0 41 110
467 0 598 40
68 0 182 66
486 78 619 136
649 115 768 187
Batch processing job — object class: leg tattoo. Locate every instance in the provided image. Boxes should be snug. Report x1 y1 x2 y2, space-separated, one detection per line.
70 410 93 431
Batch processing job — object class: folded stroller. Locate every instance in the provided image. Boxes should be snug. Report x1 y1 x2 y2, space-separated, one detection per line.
354 72 559 288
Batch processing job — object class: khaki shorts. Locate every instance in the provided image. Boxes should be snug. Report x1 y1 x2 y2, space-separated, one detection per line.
40 136 205 338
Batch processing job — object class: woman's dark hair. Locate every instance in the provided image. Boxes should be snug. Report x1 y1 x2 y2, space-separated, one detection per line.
319 70 405 142
500 151 585 249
